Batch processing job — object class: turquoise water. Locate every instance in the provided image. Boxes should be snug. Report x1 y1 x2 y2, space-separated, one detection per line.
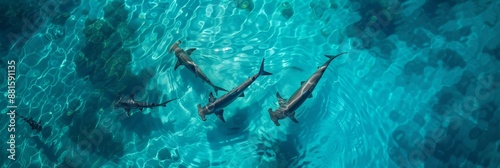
1 0 499 167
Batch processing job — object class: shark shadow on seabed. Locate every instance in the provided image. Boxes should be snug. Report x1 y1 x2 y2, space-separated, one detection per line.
205 100 263 150
253 131 303 168
30 135 62 166
66 103 126 164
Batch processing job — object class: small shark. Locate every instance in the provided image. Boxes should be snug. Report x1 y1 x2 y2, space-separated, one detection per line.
197 58 272 122
169 40 228 95
268 52 347 126
18 114 42 132
113 94 178 117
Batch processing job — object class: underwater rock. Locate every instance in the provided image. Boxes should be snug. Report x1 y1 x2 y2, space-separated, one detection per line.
279 2 294 19
45 25 66 41
52 13 71 26
420 0 462 19
453 70 476 95
431 136 456 162
403 58 426 76
484 43 500 60
157 148 171 160
310 2 329 20
59 98 81 125
68 99 82 110
432 86 459 115
104 0 129 21
0 1 40 52
235 0 254 11
412 114 426 127
442 26 471 42
436 49 466 70
473 102 497 122
42 126 52 139
468 127 483 140
389 110 403 123
82 9 90 15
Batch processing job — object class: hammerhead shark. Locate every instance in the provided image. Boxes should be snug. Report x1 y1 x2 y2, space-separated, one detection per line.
114 94 178 117
18 114 42 132
197 58 272 122
169 40 228 95
268 52 347 126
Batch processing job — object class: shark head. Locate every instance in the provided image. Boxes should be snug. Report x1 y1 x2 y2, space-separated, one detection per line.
173 47 183 55
197 104 208 121
169 40 181 53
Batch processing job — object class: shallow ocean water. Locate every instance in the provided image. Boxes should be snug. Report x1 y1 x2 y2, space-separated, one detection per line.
0 0 499 167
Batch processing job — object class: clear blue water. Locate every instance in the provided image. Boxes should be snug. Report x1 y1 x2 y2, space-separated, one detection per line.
1 0 499 167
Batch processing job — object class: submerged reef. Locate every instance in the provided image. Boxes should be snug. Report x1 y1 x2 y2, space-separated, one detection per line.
346 0 401 49
0 1 39 53
76 0 156 100
278 2 294 19
235 0 254 11
0 0 80 53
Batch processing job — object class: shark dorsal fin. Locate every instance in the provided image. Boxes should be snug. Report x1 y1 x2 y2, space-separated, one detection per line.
130 94 135 101
186 48 197 55
308 94 313 98
300 81 305 85
209 92 216 103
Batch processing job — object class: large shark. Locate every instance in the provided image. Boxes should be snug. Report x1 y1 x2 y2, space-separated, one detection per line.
114 94 178 117
197 58 272 122
268 52 347 126
169 40 228 95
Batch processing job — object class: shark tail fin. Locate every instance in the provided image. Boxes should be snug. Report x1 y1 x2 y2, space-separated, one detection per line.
325 52 348 60
213 85 228 96
259 58 272 76
268 108 280 126
160 98 178 107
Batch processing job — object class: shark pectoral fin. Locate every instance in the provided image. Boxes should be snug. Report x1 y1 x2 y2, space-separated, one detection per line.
186 48 197 55
300 81 305 85
239 92 245 97
140 108 143 111
289 115 299 123
125 109 131 117
215 109 225 122
308 94 313 98
268 108 280 126
276 92 286 106
174 60 181 70
209 92 216 103
130 94 135 101
197 104 207 121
